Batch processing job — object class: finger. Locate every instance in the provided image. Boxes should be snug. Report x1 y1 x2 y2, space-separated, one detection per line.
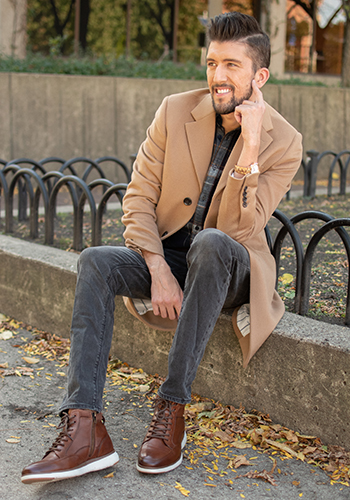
167 307 177 321
159 304 169 319
250 79 263 103
174 295 183 319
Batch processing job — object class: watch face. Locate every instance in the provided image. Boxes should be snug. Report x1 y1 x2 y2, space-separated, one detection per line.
251 164 259 174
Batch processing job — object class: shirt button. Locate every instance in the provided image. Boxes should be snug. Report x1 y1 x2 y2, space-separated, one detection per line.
183 197 192 206
195 225 200 231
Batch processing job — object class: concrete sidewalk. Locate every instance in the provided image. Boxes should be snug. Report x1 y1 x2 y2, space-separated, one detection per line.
1 322 349 500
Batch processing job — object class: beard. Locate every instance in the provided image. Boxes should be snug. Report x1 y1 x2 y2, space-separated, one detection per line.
210 83 253 115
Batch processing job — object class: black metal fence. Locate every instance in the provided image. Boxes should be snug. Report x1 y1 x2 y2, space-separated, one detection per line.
1 155 350 326
302 149 350 198
0 156 130 250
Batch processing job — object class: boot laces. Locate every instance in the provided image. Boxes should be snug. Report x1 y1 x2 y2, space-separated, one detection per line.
146 397 174 442
44 412 75 458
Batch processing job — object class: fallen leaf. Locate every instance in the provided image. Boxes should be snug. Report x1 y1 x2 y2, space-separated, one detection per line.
0 313 9 322
280 273 294 285
22 356 40 364
214 430 235 442
6 438 20 443
231 440 252 449
228 455 251 468
137 384 150 393
103 471 115 478
187 402 213 412
0 362 9 369
237 459 277 486
0 331 13 340
175 481 190 497
265 439 299 458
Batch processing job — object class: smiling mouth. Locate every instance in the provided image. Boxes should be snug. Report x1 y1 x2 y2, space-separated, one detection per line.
213 87 233 96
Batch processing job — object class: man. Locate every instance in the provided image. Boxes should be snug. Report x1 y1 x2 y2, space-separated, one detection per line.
21 12 302 483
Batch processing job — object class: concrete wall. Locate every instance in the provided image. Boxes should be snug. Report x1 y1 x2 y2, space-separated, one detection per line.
0 72 348 181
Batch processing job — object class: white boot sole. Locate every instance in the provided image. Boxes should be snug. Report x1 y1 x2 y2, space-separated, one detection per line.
136 431 187 474
21 451 119 484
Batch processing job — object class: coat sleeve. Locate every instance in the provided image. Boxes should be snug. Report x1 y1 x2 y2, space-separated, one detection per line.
122 97 169 257
216 130 303 243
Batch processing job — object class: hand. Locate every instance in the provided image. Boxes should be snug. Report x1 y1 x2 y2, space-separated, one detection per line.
143 251 183 320
234 80 265 149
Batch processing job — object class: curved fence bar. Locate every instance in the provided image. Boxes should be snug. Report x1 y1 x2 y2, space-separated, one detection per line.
94 182 128 246
34 171 66 243
48 175 96 251
95 156 131 183
0 169 9 222
6 158 47 176
300 218 350 325
60 157 106 181
39 157 66 166
82 179 115 247
7 168 49 239
46 174 79 246
2 163 27 222
270 209 304 313
0 159 7 166
305 150 344 198
5 160 47 221
327 151 350 197
60 157 107 203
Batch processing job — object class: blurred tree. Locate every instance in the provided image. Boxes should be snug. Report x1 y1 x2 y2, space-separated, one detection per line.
27 0 91 54
26 0 206 61
342 0 350 86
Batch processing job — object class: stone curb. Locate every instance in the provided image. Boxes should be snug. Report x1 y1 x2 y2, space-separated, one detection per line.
0 234 349 449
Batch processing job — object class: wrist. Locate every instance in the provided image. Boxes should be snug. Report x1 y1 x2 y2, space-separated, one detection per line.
234 162 259 176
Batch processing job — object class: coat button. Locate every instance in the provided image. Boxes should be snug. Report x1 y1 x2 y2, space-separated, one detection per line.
183 197 192 206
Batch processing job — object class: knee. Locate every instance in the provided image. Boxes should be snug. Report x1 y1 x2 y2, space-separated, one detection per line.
77 246 104 272
188 229 229 265
192 229 228 254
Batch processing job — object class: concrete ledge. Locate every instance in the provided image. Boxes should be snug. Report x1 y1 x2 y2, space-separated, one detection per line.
0 234 349 449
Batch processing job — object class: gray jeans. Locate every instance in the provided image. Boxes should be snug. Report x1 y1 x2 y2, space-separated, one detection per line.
60 228 250 412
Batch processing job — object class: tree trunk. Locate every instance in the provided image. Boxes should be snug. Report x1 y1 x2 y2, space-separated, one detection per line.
342 12 350 87
79 0 90 51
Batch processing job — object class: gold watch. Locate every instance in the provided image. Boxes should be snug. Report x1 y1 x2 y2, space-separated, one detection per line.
234 162 259 175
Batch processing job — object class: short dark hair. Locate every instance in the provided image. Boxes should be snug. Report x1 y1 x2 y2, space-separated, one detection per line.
207 12 270 71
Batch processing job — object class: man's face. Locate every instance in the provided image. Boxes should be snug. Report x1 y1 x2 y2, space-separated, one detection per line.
206 40 256 115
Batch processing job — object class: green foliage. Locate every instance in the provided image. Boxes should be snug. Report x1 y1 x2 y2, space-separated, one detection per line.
0 52 333 85
26 0 206 63
27 0 75 55
0 52 207 80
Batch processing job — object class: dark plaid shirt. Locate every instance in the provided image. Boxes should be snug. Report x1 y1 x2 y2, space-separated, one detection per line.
163 115 241 252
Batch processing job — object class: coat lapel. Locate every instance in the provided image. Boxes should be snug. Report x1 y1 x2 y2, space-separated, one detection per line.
185 93 216 189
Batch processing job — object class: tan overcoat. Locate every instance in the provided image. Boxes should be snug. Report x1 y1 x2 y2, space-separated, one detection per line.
122 88 303 367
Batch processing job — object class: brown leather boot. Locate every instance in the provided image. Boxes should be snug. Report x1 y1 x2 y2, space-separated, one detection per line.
137 397 186 474
21 409 119 484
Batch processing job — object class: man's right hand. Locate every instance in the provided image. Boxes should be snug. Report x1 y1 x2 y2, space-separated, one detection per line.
142 250 183 321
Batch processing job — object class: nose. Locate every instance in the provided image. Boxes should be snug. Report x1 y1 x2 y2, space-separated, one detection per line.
213 64 228 83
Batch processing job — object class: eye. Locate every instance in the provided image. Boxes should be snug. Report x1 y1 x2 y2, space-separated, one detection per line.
207 61 216 68
228 62 237 68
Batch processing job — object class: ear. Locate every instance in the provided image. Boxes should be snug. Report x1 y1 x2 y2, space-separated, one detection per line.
254 67 270 89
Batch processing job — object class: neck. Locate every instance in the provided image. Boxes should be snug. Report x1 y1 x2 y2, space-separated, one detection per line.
221 113 240 133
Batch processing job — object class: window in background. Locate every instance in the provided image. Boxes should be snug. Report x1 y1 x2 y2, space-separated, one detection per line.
285 0 345 75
